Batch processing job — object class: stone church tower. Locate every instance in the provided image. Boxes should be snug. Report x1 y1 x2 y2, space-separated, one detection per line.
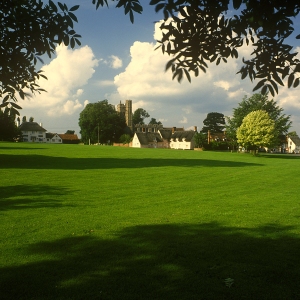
117 100 133 130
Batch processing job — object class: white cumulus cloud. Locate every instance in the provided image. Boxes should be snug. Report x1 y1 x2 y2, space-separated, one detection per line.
22 45 98 116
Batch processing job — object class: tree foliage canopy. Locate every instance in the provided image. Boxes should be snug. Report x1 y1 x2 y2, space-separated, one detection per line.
226 93 291 145
237 110 275 149
78 100 126 144
1 0 299 113
201 112 225 133
148 117 162 125
0 0 81 114
151 0 300 96
132 108 150 125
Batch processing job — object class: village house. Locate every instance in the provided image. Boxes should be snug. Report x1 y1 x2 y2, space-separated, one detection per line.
18 121 47 142
287 135 300 153
132 124 196 149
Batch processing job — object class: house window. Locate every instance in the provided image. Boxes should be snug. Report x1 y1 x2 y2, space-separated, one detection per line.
52 139 55 142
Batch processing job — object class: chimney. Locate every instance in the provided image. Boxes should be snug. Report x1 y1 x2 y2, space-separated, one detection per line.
194 126 197 132
172 127 176 134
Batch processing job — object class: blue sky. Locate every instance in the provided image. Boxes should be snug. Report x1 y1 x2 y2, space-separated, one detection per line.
20 1 300 136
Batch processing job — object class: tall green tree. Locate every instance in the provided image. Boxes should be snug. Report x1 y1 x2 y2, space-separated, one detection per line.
78 100 126 145
1 1 299 115
132 108 150 125
201 112 225 133
237 110 275 151
226 94 291 146
0 108 20 141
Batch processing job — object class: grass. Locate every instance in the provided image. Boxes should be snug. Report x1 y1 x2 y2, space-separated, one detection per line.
0 142 300 299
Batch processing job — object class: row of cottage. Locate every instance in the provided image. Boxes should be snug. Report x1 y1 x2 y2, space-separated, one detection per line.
132 124 199 149
18 121 80 144
18 121 300 153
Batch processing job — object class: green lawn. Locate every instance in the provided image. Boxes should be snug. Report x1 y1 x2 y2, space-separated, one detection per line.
1 142 300 299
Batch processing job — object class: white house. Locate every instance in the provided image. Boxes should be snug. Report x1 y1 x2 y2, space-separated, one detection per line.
287 135 300 153
132 125 196 149
18 122 46 142
46 133 62 144
169 130 196 150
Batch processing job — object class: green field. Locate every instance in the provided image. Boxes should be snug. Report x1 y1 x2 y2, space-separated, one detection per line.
1 142 300 299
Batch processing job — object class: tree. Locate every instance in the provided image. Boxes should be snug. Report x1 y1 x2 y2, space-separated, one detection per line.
65 130 75 134
237 110 275 151
29 117 34 122
226 93 291 146
0 1 81 114
201 112 225 133
2 1 300 114
288 131 298 137
193 131 207 148
0 108 20 141
119 134 132 144
78 100 126 145
132 108 150 125
148 118 162 125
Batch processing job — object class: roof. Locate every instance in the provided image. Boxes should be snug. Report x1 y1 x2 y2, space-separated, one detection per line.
46 133 56 139
135 132 163 145
289 135 300 146
158 129 173 140
19 122 47 132
163 127 185 131
58 134 79 141
171 130 196 142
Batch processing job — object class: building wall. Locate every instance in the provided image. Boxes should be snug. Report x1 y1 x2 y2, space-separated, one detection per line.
132 134 142 148
22 131 46 142
170 139 194 150
287 137 300 153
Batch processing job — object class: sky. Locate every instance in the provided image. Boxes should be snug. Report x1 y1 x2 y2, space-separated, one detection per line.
19 1 300 137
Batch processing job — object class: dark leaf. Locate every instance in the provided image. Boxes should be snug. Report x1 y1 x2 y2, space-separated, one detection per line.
68 12 78 22
293 77 300 88
58 2 64 11
69 5 80 11
261 85 268 95
155 3 165 13
10 102 22 110
288 73 294 88
253 79 267 91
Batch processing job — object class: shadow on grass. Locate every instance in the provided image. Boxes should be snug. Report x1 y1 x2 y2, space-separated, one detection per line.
1 222 299 299
0 154 263 170
0 146 48 150
260 154 300 159
0 184 76 211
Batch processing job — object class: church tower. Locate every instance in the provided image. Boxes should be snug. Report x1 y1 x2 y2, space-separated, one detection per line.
116 100 133 131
